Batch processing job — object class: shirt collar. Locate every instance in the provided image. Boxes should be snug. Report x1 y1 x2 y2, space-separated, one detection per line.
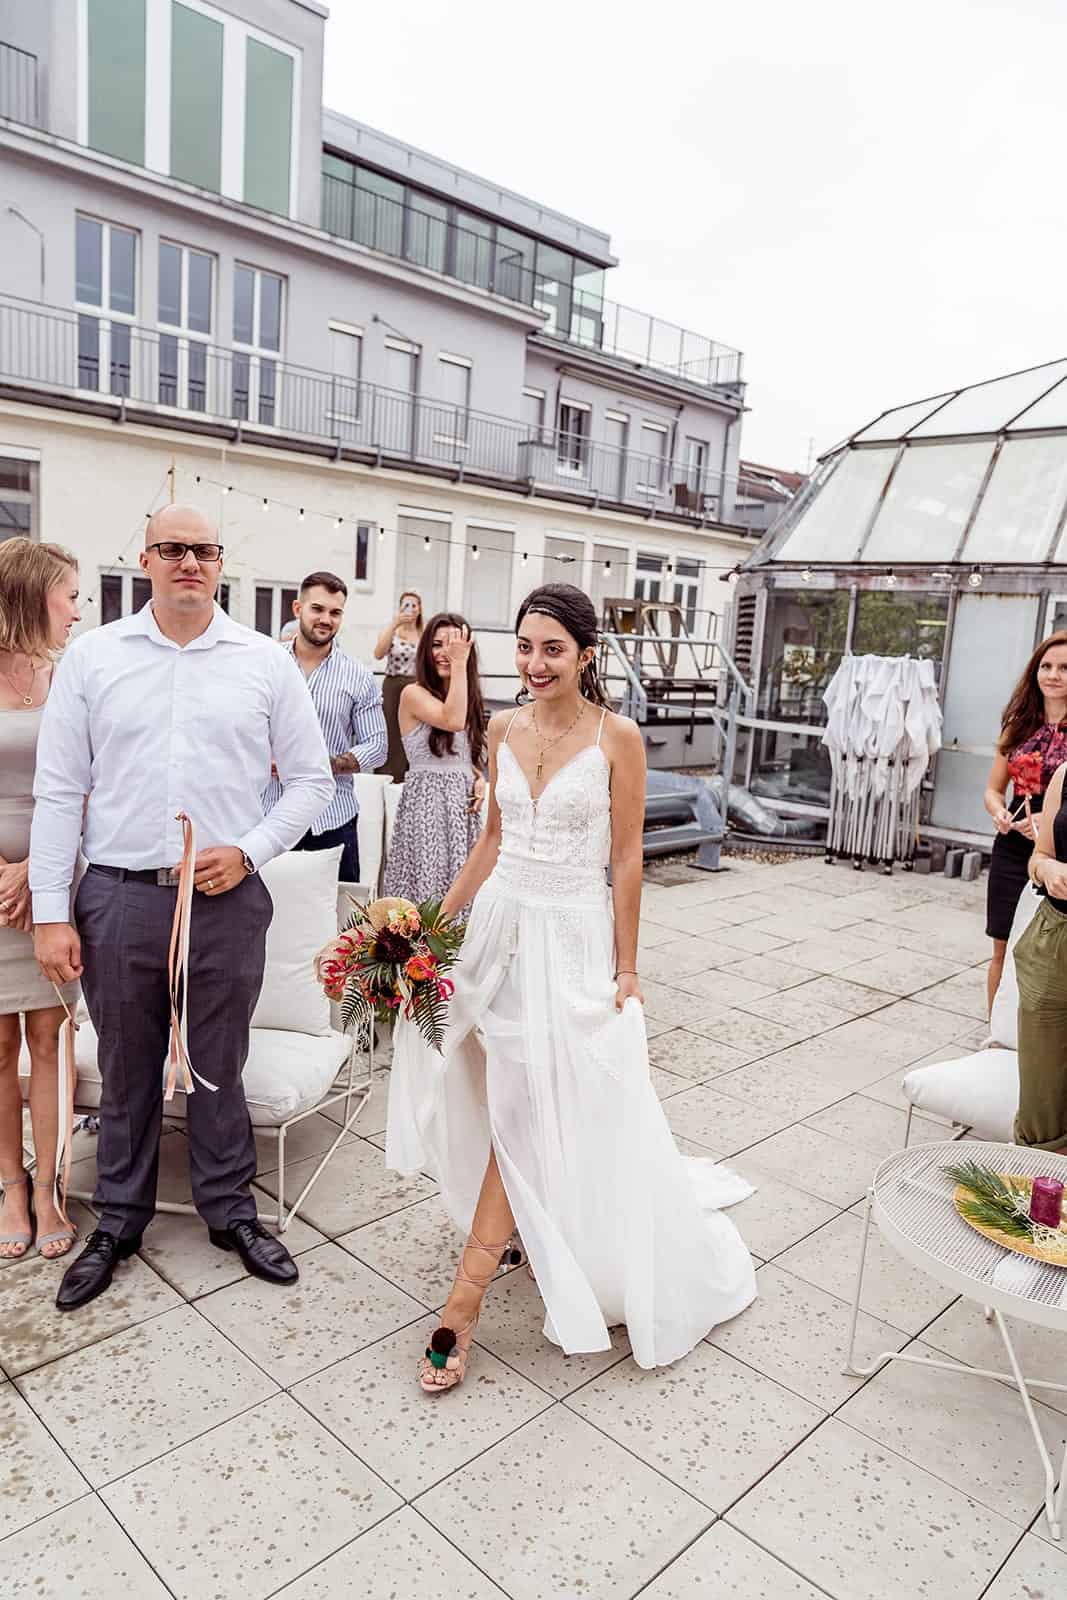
123 601 254 651
285 638 346 670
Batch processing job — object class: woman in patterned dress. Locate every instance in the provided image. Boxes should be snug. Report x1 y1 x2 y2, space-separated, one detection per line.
383 613 486 909
984 631 1067 1013
373 591 423 782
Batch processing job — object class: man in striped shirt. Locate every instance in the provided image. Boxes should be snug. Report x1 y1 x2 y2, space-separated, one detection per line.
262 571 388 881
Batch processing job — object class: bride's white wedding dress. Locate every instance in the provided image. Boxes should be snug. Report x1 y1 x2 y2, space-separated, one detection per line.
386 709 756 1368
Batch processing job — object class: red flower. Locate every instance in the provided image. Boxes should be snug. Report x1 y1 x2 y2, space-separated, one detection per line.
1009 751 1044 799
405 953 438 982
437 978 455 1000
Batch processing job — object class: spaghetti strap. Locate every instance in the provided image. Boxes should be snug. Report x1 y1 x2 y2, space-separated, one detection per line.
595 708 608 747
503 709 522 745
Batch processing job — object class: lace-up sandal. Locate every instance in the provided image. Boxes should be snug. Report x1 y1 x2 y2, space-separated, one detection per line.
0 1172 32 1259
420 1230 514 1394
34 1178 77 1260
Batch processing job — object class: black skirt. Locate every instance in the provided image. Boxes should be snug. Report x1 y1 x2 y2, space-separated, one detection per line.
986 824 1035 940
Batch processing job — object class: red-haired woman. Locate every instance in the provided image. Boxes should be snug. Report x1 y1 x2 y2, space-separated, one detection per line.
983 631 1067 1013
383 613 486 909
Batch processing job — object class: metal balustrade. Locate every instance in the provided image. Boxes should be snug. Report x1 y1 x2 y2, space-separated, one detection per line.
0 41 38 127
0 295 757 525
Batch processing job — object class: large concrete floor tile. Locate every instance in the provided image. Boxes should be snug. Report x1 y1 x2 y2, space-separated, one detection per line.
982 1532 1067 1597
709 1262 907 1411
739 988 855 1035
776 1212 957 1333
839 1340 1067 1528
101 1393 401 1600
727 1417 1019 1600
16 1303 277 1486
195 1241 423 1385
293 1314 551 1498
707 1164 839 1263
915 968 989 1021
566 1341 822 1510
667 969 778 1010
713 1057 848 1122
651 1066 691 1100
319 1065 392 1135
803 1012 936 1069
777 932 899 974
252 1111 357 1175
415 1405 711 1600
138 1193 325 1300
466 1264 631 1398
788 974 894 1016
640 1521 828 1599
271 1506 505 1598
737 1124 880 1207
3 1496 171 1599
711 922 792 955
717 953 821 991
685 1007 812 1062
0 1248 181 1378
664 1085 793 1158
923 1299 1067 1418
641 937 742 981
746 1034 895 1094
870 997 975 1044
0 1382 87 1538
649 1028 748 1081
338 1193 474 1308
802 1093 945 1158
253 1136 436 1233
842 947 965 997
640 981 726 1028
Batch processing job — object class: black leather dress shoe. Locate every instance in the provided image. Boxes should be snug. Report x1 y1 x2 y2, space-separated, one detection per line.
55 1229 142 1312
209 1220 298 1285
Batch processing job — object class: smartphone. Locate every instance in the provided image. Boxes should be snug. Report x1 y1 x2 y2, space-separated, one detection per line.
401 599 416 615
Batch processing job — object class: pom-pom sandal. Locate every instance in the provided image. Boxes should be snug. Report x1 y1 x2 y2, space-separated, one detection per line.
419 1229 516 1394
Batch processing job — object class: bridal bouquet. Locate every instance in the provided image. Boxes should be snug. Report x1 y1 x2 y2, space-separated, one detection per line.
315 896 463 1053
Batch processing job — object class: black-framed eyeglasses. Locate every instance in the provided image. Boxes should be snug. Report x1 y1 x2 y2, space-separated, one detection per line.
146 541 224 562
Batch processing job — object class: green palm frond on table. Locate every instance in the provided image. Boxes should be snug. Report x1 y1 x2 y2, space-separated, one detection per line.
942 1160 1035 1241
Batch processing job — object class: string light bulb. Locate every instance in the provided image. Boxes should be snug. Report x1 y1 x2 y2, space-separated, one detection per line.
471 544 480 560
261 497 269 512
604 560 612 574
885 568 898 588
968 566 983 587
378 527 385 541
334 515 343 529
801 566 813 583
423 535 432 551
521 552 528 564
727 567 739 584
222 484 232 496
298 507 305 523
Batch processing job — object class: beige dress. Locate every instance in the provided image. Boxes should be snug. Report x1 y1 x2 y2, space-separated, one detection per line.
0 706 77 1013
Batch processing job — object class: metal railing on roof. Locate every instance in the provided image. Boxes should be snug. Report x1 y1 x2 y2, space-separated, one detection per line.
0 295 764 525
0 41 39 127
320 170 743 393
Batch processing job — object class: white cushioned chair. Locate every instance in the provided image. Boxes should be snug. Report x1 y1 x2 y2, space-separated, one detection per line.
901 885 1038 1143
19 844 378 1230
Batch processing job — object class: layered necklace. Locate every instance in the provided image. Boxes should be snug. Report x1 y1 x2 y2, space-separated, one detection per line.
530 701 585 781
0 653 39 707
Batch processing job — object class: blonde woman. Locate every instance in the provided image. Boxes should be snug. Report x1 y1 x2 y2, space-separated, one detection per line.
0 538 81 1259
374 591 423 782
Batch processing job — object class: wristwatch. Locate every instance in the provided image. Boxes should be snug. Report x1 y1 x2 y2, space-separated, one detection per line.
240 851 257 876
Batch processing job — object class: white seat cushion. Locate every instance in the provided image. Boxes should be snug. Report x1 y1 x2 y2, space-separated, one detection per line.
353 773 387 897
989 883 1040 1050
901 1048 1018 1142
384 780 402 855
251 846 342 1036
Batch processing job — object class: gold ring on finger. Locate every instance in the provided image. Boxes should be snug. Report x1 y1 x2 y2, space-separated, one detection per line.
207 879 215 890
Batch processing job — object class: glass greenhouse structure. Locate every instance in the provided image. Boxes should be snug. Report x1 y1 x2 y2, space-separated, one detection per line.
729 358 1067 837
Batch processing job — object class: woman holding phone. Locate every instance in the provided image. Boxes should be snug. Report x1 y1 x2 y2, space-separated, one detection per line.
382 612 486 909
374 591 423 782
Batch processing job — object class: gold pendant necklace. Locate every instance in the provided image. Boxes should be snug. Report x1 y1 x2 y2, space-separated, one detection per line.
0 659 35 707
531 703 585 781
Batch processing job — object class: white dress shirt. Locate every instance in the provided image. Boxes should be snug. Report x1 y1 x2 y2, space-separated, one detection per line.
30 603 335 924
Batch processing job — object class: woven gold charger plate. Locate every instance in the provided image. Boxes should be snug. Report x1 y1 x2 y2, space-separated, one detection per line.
952 1174 1067 1268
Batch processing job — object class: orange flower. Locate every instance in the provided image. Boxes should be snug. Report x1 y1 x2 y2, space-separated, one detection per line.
405 953 438 982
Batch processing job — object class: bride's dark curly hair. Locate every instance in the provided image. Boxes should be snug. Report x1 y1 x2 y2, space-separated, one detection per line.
514 583 608 707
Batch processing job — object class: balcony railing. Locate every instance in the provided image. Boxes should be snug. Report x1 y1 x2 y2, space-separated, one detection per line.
0 296 756 525
321 171 743 393
0 41 39 127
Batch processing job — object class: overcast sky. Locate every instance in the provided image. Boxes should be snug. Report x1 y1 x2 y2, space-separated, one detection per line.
322 0 1061 472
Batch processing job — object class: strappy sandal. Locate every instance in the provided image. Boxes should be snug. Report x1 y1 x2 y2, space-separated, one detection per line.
419 1230 516 1394
33 1177 77 1260
0 1172 33 1260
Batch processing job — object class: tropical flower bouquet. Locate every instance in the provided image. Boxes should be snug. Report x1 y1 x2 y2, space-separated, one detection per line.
315 896 464 1053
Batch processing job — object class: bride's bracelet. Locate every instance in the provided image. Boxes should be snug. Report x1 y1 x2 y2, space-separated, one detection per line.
614 969 638 978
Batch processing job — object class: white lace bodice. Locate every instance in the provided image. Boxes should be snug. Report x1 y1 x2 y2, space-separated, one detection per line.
493 738 611 899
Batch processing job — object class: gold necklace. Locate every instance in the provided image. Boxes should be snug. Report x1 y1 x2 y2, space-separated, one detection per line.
0 655 37 707
530 702 585 781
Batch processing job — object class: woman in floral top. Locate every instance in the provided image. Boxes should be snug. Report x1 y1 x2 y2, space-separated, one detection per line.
374 591 424 782
984 631 1067 1012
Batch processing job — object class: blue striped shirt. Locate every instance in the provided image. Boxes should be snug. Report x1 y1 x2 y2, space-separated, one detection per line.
262 640 388 834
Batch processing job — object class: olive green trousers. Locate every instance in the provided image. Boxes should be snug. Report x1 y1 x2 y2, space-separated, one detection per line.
1013 896 1067 1152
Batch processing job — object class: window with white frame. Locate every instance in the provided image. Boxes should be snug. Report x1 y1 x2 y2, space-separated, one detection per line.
435 354 471 446
634 550 665 602
0 454 39 542
327 321 362 437
673 556 701 631
233 263 283 426
157 240 214 411
76 214 137 397
544 533 584 577
557 400 589 475
521 387 546 440
464 527 514 627
254 581 297 637
81 0 301 218
685 436 708 490
354 520 375 588
637 421 669 495
384 337 418 394
603 410 628 498
396 512 449 613
588 541 625 619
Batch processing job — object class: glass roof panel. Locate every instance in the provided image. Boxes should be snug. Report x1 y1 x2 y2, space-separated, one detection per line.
1008 376 1067 432
776 448 897 562
961 437 1067 564
861 441 994 563
907 363 1067 438
852 394 954 443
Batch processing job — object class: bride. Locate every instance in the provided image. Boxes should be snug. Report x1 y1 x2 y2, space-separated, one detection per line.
385 583 756 1388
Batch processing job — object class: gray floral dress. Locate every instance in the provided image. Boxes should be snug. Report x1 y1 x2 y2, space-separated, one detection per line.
383 720 481 908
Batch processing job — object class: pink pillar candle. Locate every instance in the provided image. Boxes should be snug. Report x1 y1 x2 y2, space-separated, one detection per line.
1030 1177 1064 1229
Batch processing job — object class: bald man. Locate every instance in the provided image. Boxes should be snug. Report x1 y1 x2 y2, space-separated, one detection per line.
30 507 334 1311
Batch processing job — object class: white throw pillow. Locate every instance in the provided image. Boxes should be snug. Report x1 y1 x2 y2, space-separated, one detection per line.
353 773 387 897
384 780 403 855
989 883 1041 1050
166 1028 352 1126
901 1048 1018 1142
251 846 342 1036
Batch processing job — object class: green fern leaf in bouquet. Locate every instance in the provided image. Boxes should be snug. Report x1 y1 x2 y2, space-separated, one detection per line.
409 978 450 1054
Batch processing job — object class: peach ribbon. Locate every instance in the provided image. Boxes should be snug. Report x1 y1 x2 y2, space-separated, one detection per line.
165 812 218 1101
50 982 78 1230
